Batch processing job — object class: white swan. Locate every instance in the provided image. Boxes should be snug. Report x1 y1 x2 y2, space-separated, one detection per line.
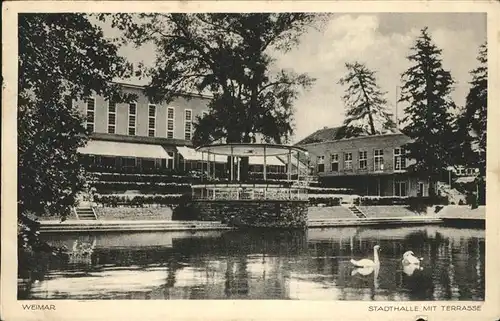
351 266 374 276
402 263 423 276
402 251 422 265
350 245 381 267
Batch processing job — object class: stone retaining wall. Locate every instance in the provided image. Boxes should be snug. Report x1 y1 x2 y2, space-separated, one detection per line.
190 200 308 228
95 207 173 220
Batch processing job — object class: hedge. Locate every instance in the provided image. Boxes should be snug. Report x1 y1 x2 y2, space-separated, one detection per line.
89 181 192 194
89 172 193 184
93 193 190 207
306 186 355 194
354 196 449 206
309 197 342 206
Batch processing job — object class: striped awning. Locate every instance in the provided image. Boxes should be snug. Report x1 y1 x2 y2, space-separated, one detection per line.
78 140 173 159
249 156 285 166
176 146 227 162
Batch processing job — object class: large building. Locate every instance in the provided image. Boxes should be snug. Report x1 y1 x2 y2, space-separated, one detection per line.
74 82 285 176
296 126 429 197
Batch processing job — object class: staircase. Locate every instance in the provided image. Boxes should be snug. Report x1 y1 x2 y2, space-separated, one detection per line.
348 206 367 218
75 206 98 220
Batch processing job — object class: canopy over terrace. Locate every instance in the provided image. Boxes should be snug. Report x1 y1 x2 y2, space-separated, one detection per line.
197 143 309 182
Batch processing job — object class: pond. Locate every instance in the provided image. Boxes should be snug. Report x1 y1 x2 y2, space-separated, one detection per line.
18 225 485 301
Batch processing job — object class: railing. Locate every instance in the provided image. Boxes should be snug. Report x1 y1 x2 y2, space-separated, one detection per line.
192 184 308 201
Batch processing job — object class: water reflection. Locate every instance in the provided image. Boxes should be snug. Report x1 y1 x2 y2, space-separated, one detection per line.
19 226 485 300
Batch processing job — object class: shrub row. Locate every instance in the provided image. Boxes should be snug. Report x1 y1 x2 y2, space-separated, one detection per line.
248 172 297 180
309 197 342 206
89 181 192 194
85 165 186 176
90 173 193 184
354 196 449 206
93 194 190 207
306 187 355 194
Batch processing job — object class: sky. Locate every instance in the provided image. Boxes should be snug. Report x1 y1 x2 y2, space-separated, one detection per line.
99 13 486 143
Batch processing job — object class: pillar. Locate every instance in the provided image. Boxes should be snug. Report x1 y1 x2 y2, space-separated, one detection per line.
296 151 300 182
230 146 234 181
207 151 210 179
237 157 241 182
263 146 267 181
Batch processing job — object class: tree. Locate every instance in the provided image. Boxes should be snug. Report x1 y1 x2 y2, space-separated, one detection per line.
105 13 323 179
18 13 134 248
464 42 487 174
399 27 457 196
338 62 395 134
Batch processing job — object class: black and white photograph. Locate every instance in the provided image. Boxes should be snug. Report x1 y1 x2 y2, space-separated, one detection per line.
2 2 499 320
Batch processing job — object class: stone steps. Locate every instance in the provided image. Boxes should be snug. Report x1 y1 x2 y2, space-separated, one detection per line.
75 207 97 220
348 206 367 218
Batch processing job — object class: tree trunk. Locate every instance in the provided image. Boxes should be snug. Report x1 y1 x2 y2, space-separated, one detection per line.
428 176 436 197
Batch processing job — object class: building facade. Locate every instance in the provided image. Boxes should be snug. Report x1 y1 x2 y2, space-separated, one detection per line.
296 126 429 197
75 82 286 176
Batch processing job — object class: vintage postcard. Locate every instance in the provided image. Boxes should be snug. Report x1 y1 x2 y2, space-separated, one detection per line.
1 1 499 321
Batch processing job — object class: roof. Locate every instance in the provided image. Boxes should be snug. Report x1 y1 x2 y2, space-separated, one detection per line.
112 79 214 99
295 125 403 145
197 143 307 156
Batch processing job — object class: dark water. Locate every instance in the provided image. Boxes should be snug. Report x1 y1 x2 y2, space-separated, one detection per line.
18 225 485 300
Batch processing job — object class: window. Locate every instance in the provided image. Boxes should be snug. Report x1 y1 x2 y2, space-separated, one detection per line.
394 148 406 171
317 156 325 173
395 181 407 197
184 109 193 140
167 152 175 169
359 151 367 170
85 97 95 132
128 103 136 135
374 149 384 171
331 154 339 172
344 153 353 170
142 158 155 169
122 157 136 168
107 100 116 134
167 107 175 139
418 182 424 197
148 104 156 137
100 156 116 168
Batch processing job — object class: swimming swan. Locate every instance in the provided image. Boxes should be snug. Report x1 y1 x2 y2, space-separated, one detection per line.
350 245 381 267
402 251 423 265
402 262 423 276
351 266 375 276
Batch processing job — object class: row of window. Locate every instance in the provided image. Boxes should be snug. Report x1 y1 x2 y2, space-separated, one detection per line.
88 154 175 169
85 97 207 140
316 148 407 172
455 167 478 176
